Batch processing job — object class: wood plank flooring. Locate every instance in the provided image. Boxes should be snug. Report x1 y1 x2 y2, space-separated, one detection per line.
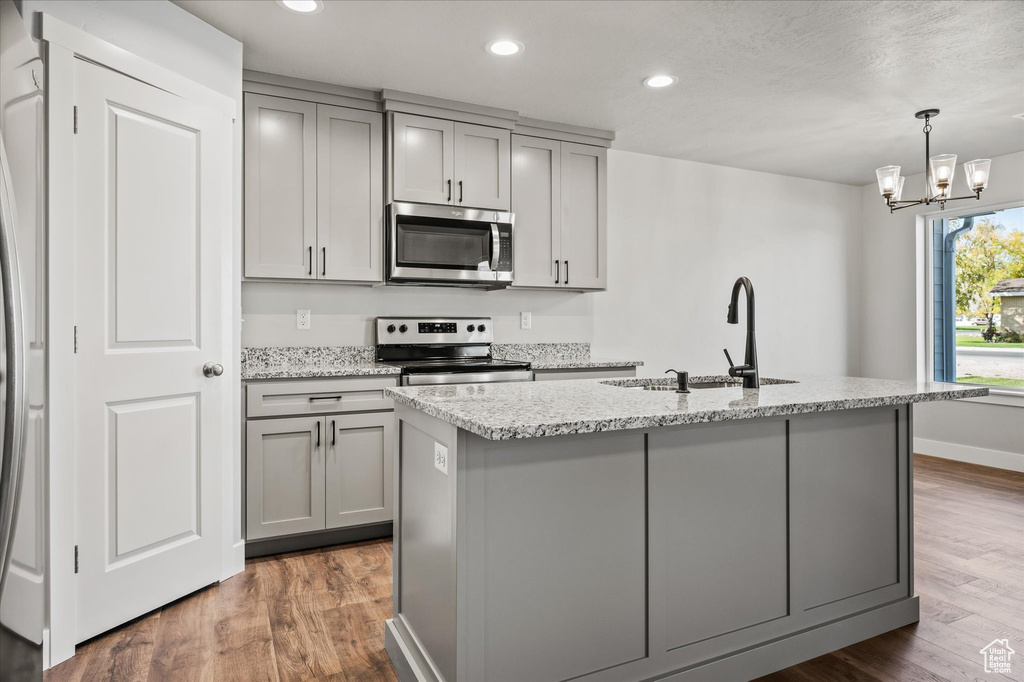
46 454 1023 682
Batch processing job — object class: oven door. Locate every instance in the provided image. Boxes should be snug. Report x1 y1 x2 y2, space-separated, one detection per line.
388 203 513 286
402 369 534 386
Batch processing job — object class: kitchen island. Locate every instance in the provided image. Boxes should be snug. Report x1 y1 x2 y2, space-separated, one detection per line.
383 375 987 682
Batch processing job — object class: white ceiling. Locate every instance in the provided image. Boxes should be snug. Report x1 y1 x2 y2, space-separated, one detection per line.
173 0 1024 186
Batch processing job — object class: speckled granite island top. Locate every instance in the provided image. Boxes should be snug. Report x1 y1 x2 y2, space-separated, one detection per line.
386 375 988 440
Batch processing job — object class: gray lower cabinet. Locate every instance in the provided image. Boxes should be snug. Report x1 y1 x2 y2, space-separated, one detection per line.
245 377 397 543
246 416 324 540
511 134 607 290
325 412 394 529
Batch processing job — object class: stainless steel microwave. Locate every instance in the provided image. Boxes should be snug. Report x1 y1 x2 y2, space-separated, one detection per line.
387 202 514 288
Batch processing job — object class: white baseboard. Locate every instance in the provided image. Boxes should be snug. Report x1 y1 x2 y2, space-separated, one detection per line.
914 437 1024 473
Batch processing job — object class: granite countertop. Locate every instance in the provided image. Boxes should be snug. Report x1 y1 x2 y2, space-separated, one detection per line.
241 346 401 380
385 374 989 441
242 342 643 379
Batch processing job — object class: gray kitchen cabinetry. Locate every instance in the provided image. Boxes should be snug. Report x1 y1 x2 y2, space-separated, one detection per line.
511 135 607 290
245 416 324 540
390 112 510 211
244 378 396 544
244 93 317 280
244 93 383 283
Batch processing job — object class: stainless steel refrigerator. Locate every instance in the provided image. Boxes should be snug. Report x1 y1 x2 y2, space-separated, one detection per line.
1 0 46 679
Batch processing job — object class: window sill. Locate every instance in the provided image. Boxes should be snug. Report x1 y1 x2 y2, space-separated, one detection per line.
964 390 1024 408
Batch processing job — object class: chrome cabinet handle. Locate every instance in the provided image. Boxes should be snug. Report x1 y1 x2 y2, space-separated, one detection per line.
316 421 321 447
309 395 342 402
308 246 312 276
447 179 452 202
564 260 569 286
555 259 560 284
202 362 224 378
321 246 326 277
458 180 463 203
331 419 336 446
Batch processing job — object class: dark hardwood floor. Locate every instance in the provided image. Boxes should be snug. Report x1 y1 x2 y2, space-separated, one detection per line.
46 454 1024 682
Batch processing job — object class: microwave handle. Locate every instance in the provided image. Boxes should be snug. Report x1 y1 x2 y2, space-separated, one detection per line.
490 224 500 272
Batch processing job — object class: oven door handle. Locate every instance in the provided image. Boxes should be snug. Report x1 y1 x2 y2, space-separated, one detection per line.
489 223 500 272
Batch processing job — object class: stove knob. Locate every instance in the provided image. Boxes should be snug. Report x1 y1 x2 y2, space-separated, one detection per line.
467 324 476 332
399 324 408 333
386 324 396 334
478 324 487 332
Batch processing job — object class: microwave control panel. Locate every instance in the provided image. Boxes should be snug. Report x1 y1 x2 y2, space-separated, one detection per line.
496 228 513 272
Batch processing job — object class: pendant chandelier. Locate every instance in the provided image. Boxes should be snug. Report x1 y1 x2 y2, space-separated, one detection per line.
875 109 991 213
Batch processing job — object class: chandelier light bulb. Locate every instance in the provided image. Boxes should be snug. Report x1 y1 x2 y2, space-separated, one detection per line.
929 154 957 188
875 166 900 198
963 159 991 192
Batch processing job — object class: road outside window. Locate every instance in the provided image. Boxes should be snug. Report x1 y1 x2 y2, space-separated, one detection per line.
936 206 1024 389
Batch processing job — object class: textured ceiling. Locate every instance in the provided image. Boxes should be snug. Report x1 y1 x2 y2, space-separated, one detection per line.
173 0 1024 185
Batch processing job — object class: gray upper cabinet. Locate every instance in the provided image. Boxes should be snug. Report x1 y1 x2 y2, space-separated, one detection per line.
453 122 511 210
316 104 384 282
244 93 317 279
511 135 561 287
246 417 324 540
561 142 607 290
391 113 511 210
325 411 394 529
391 113 454 205
244 93 383 283
512 135 607 290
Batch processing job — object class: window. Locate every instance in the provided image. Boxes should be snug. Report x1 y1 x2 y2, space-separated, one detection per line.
932 205 1024 390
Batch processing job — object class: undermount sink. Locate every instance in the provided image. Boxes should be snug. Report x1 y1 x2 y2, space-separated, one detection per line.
641 381 739 391
602 377 798 391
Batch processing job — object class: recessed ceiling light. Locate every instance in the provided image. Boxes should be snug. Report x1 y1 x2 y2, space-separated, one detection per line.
643 75 678 89
487 40 524 56
276 0 324 14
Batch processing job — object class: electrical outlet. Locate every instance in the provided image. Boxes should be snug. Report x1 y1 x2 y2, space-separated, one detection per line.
520 311 532 330
434 442 448 475
296 309 311 330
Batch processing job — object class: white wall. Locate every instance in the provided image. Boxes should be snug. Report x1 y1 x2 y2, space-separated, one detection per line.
859 151 1024 470
242 282 593 347
591 150 863 378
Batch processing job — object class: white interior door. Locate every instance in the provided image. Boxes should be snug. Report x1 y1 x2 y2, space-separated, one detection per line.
72 58 231 642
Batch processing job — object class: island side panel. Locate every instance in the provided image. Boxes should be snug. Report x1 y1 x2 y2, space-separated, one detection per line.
789 405 911 619
392 406 461 682
648 419 790 666
461 431 648 682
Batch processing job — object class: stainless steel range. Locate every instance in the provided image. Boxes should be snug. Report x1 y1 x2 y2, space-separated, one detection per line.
375 317 532 386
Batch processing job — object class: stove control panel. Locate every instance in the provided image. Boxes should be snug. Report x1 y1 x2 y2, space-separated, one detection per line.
376 317 493 345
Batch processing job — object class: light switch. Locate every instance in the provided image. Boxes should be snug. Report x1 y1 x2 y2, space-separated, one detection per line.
297 309 311 330
520 311 532 330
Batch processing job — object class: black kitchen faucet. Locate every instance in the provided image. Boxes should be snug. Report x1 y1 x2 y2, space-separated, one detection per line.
723 276 760 389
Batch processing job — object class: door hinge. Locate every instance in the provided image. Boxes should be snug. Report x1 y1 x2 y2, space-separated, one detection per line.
73 325 78 353
73 105 78 134
74 545 79 573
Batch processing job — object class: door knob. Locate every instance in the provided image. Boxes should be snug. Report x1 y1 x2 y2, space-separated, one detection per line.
203 362 224 378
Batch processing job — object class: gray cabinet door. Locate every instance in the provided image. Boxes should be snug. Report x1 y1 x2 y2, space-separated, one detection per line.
453 122 510 210
391 113 454 205
243 94 317 279
325 412 394 529
560 142 607 290
246 417 325 540
316 104 383 282
510 135 561 288
649 421 789 663
790 407 906 615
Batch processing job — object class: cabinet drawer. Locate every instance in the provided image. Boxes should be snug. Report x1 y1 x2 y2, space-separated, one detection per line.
247 377 398 418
